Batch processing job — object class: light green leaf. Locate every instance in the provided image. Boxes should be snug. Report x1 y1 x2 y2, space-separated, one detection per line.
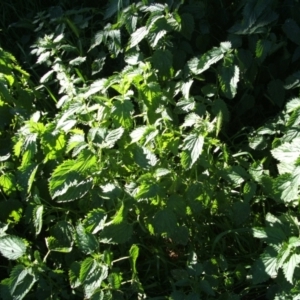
9 265 37 300
0 235 26 260
129 244 139 274
130 126 148 143
79 257 97 283
182 132 204 169
111 100 134 129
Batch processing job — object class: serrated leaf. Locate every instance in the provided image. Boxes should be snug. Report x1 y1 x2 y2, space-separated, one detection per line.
129 244 139 274
271 138 300 164
286 97 300 113
153 209 177 235
46 236 72 253
76 223 98 254
218 64 240 99
273 173 298 203
180 13 194 40
182 132 204 169
0 235 26 260
103 127 124 148
99 222 133 244
111 100 134 128
261 246 278 278
33 205 43 235
282 252 300 284
69 261 81 289
83 209 107 234
151 49 173 77
134 146 158 169
9 265 37 300
129 26 148 48
40 69 55 83
69 56 86 66
188 42 231 75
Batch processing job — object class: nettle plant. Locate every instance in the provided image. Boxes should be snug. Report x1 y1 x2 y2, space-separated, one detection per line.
1 0 300 299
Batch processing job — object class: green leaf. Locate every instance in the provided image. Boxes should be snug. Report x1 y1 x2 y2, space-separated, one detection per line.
129 26 148 48
33 205 43 235
187 42 231 75
76 223 99 254
83 209 107 234
271 139 300 164
129 244 139 274
9 265 37 300
0 235 26 260
100 222 133 244
0 173 16 194
133 146 158 169
255 39 271 62
153 208 177 235
79 257 108 298
69 261 81 289
218 64 240 99
104 127 124 148
273 173 298 203
282 19 300 45
282 252 300 284
268 79 285 108
91 52 106 75
151 49 173 77
108 273 122 289
261 246 278 278
69 56 86 66
180 13 194 40
181 132 204 169
112 100 134 129
46 236 72 253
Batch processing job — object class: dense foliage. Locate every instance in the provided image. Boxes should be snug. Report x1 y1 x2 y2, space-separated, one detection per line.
1 0 300 298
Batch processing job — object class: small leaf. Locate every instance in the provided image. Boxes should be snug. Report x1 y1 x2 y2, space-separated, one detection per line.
0 235 26 260
33 205 43 235
182 132 204 169
69 56 86 66
129 244 139 274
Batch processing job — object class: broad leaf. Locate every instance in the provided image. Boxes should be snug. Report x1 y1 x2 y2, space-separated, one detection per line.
0 235 26 260
9 265 37 300
182 132 204 169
